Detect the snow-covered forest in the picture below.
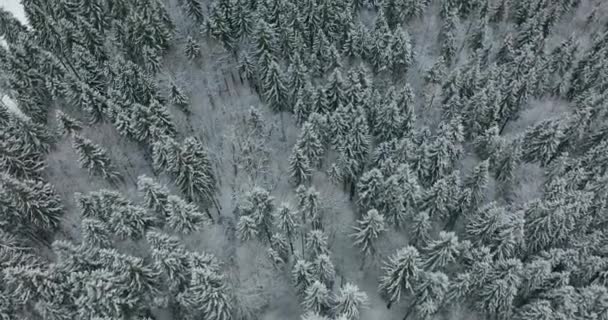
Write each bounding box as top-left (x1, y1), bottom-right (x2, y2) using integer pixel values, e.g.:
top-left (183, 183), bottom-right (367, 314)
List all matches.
top-left (1, 0), bottom-right (608, 319)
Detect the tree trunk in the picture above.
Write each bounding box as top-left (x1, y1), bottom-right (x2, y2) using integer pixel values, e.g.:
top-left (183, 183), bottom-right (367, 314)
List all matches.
top-left (280, 112), bottom-right (287, 142)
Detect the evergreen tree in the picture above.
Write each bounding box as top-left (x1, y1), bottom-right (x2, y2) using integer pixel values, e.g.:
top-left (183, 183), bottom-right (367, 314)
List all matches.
top-left (422, 231), bottom-right (460, 271)
top-left (333, 283), bottom-right (368, 320)
top-left (312, 253), bottom-right (336, 288)
top-left (173, 137), bottom-right (218, 212)
top-left (185, 36), bottom-right (201, 60)
top-left (352, 209), bottom-right (386, 257)
top-left (410, 211), bottom-right (432, 247)
top-left (81, 218), bottom-right (111, 248)
top-left (0, 137), bottom-right (44, 180)
top-left (166, 195), bottom-right (208, 234)
top-left (72, 134), bottom-right (122, 183)
top-left (306, 230), bottom-right (330, 259)
top-left (405, 271), bottom-right (449, 320)
top-left (293, 258), bottom-right (315, 295)
top-left (169, 82), bottom-right (189, 113)
top-left (374, 102), bottom-right (404, 142)
top-left (56, 110), bottom-right (82, 135)
top-left (356, 168), bottom-right (384, 212)
top-left (521, 118), bottom-right (566, 166)
top-left (275, 203), bottom-right (299, 253)
top-left (110, 204), bottom-right (157, 240)
top-left (440, 9), bottom-right (459, 64)
top-left (0, 173), bottom-right (63, 236)
top-left (289, 146), bottom-right (313, 186)
top-left (137, 175), bottom-right (170, 218)
top-left (238, 187), bottom-right (275, 242)
top-left (177, 267), bottom-right (232, 320)
top-left (295, 122), bottom-right (325, 168)
top-left (463, 160), bottom-right (490, 209)
top-left (302, 280), bottom-right (331, 315)
top-left (389, 27), bottom-right (414, 77)
top-left (379, 246), bottom-right (422, 308)
top-left (183, 0), bottom-right (205, 24)
top-left (262, 60), bottom-right (288, 113)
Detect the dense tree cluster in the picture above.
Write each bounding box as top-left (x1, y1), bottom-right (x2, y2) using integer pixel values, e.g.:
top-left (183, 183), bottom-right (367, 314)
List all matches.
top-left (1, 0), bottom-right (608, 319)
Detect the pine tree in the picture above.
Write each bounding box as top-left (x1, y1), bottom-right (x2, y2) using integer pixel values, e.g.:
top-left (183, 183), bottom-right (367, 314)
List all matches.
top-left (56, 110), bottom-right (82, 135)
top-left (169, 82), bottom-right (189, 113)
top-left (302, 280), bottom-right (331, 315)
top-left (410, 211), bottom-right (432, 247)
top-left (379, 175), bottom-right (408, 228)
top-left (474, 258), bottom-right (523, 319)
top-left (306, 230), bottom-right (330, 259)
top-left (275, 203), bottom-right (299, 253)
top-left (147, 230), bottom-right (191, 290)
top-left (72, 134), bottom-right (122, 183)
top-left (238, 187), bottom-right (275, 242)
top-left (356, 168), bottom-right (384, 211)
top-left (110, 204), bottom-right (157, 240)
top-left (333, 283), bottom-right (368, 320)
top-left (289, 146), bottom-right (313, 186)
top-left (81, 218), bottom-right (111, 248)
top-left (183, 0), bottom-right (205, 24)
top-left (422, 231), bottom-right (460, 271)
top-left (185, 36), bottom-right (201, 60)
top-left (405, 271), bottom-right (449, 320)
top-left (262, 60), bottom-right (288, 112)
top-left (293, 258), bottom-right (315, 295)
top-left (137, 175), bottom-right (170, 218)
top-left (440, 9), bottom-right (459, 65)
top-left (389, 27), bottom-right (414, 77)
top-left (177, 267), bottom-right (232, 320)
top-left (352, 209), bottom-right (386, 257)
top-left (379, 246), bottom-right (422, 308)
top-left (236, 215), bottom-right (258, 241)
top-left (374, 102), bottom-right (404, 142)
top-left (173, 137), bottom-right (218, 212)
top-left (420, 171), bottom-right (461, 221)
top-left (166, 195), bottom-right (208, 234)
top-left (521, 118), bottom-right (566, 166)
top-left (312, 253), bottom-right (336, 288)
top-left (0, 173), bottom-right (63, 236)
top-left (295, 122), bottom-right (325, 168)
top-left (0, 137), bottom-right (44, 180)
top-left (463, 160), bottom-right (490, 209)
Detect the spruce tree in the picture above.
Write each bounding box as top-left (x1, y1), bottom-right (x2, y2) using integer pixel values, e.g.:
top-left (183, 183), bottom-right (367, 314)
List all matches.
top-left (110, 204), bottom-right (157, 240)
top-left (169, 82), bottom-right (189, 113)
top-left (295, 122), bottom-right (325, 168)
top-left (333, 283), bottom-right (368, 320)
top-left (389, 27), bottom-right (414, 77)
top-left (379, 246), bottom-right (422, 309)
top-left (173, 137), bottom-right (218, 212)
top-left (81, 218), bottom-right (111, 248)
top-left (185, 36), bottom-right (201, 60)
top-left (0, 173), bottom-right (63, 236)
top-left (292, 258), bottom-right (315, 295)
top-left (183, 0), bottom-right (205, 24)
top-left (166, 195), bottom-right (208, 234)
top-left (177, 267), bottom-right (232, 320)
top-left (302, 280), bottom-right (331, 315)
top-left (422, 231), bottom-right (460, 271)
top-left (137, 175), bottom-right (170, 218)
top-left (56, 110), bottom-right (82, 135)
top-left (275, 203), bottom-right (299, 253)
top-left (289, 146), bottom-right (313, 186)
top-left (72, 134), bottom-right (122, 183)
top-left (352, 209), bottom-right (386, 257)
top-left (356, 168), bottom-right (384, 212)
top-left (410, 211), bottom-right (432, 247)
top-left (306, 230), bottom-right (330, 259)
